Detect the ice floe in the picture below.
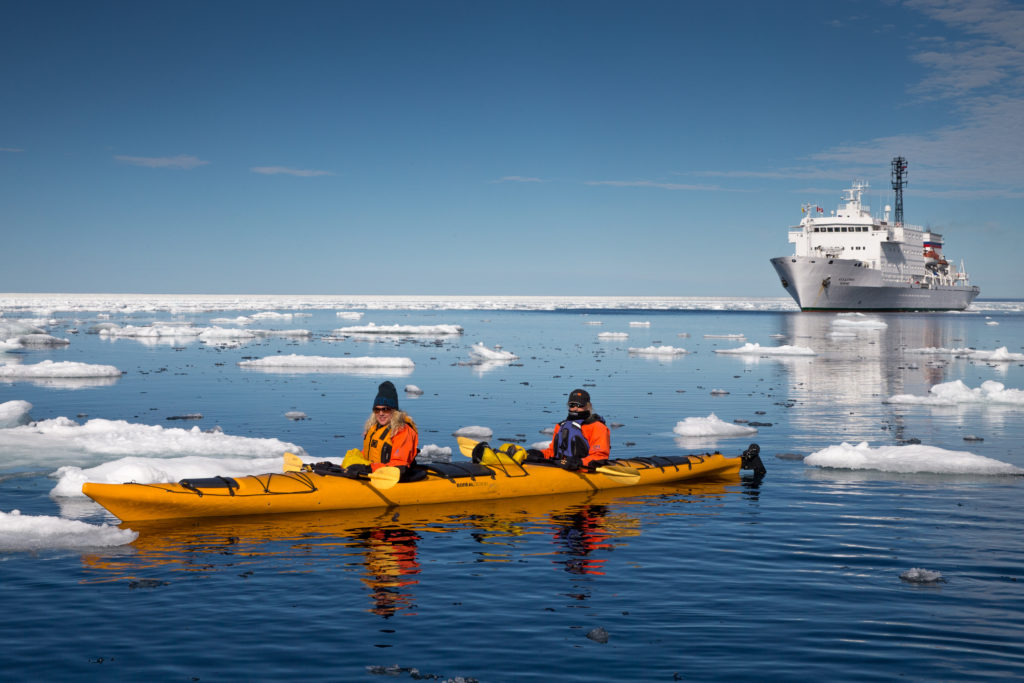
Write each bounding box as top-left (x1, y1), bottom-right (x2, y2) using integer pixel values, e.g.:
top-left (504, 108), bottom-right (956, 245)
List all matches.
top-left (0, 360), bottom-right (122, 379)
top-left (404, 384), bottom-right (424, 395)
top-left (628, 345), bottom-right (688, 355)
top-left (0, 400), bottom-right (32, 428)
top-left (453, 425), bottom-right (493, 439)
top-left (906, 346), bottom-right (1024, 363)
top-left (0, 510), bottom-right (138, 551)
top-left (598, 332), bottom-right (629, 339)
top-left (468, 343), bottom-right (518, 362)
top-left (0, 417), bottom-right (305, 470)
top-left (332, 323), bottom-right (463, 336)
top-left (832, 314), bottom-right (887, 329)
top-left (804, 441), bottom-right (1024, 475)
top-left (629, 321), bottom-right (651, 327)
top-left (886, 380), bottom-right (1024, 406)
top-left (238, 354), bottom-right (414, 375)
top-left (714, 342), bottom-right (816, 356)
top-left (673, 413), bottom-right (758, 437)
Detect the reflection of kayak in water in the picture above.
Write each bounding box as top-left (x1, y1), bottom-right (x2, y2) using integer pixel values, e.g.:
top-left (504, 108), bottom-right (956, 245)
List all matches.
top-left (83, 445), bottom-right (765, 522)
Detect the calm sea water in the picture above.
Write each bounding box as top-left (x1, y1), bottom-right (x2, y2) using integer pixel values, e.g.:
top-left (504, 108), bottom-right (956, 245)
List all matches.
top-left (2, 304), bottom-right (1023, 681)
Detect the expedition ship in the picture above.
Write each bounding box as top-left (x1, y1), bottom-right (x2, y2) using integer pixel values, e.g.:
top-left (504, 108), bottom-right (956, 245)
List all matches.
top-left (770, 157), bottom-right (979, 311)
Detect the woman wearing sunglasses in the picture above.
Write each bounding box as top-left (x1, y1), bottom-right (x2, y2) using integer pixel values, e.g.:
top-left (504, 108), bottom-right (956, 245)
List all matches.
top-left (526, 388), bottom-right (610, 471)
top-left (354, 380), bottom-right (419, 477)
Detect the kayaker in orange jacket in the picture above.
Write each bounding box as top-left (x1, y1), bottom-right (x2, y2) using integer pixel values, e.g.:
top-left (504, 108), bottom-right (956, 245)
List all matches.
top-left (358, 381), bottom-right (419, 475)
top-left (527, 388), bottom-right (611, 470)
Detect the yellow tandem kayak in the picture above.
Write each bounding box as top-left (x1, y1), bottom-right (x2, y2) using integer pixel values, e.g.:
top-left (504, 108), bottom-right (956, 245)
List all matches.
top-left (83, 445), bottom-right (765, 522)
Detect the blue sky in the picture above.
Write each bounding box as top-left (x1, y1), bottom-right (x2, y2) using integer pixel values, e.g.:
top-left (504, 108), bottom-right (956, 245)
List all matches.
top-left (2, 0), bottom-right (1022, 297)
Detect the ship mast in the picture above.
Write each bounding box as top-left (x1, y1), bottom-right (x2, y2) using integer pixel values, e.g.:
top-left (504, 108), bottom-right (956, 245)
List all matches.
top-left (891, 156), bottom-right (908, 226)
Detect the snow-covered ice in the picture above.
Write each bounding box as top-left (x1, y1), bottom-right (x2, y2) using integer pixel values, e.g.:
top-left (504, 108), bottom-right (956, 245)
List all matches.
top-left (453, 426), bottom-right (493, 439)
top-left (468, 343), bottom-right (518, 361)
top-left (0, 510), bottom-right (137, 550)
top-left (714, 342), bottom-right (816, 356)
top-left (332, 323), bottom-right (463, 336)
top-left (0, 360), bottom-right (122, 378)
top-left (0, 400), bottom-right (32, 428)
top-left (673, 414), bottom-right (758, 437)
top-left (598, 332), bottom-right (629, 339)
top-left (804, 441), bottom-right (1024, 474)
top-left (886, 380), bottom-right (1024, 406)
top-left (238, 354), bottom-right (415, 374)
top-left (628, 345), bottom-right (688, 355)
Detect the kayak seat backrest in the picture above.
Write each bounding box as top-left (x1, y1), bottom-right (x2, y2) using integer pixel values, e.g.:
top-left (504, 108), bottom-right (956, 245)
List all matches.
top-left (401, 467), bottom-right (428, 483)
top-left (180, 476), bottom-right (240, 495)
top-left (418, 462), bottom-right (496, 480)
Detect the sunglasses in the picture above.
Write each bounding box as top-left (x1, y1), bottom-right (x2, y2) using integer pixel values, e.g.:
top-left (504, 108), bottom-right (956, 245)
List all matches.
top-left (567, 402), bottom-right (585, 409)
top-left (373, 406), bottom-right (394, 414)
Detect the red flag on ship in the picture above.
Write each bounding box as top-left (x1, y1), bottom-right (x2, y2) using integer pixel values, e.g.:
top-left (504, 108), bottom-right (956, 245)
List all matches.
top-left (816, 206), bottom-right (824, 213)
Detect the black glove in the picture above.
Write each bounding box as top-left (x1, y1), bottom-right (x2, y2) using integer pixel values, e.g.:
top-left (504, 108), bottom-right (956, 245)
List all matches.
top-left (346, 464), bottom-right (372, 476)
top-left (471, 442), bottom-right (491, 464)
top-left (524, 448), bottom-right (546, 463)
top-left (558, 455), bottom-right (583, 471)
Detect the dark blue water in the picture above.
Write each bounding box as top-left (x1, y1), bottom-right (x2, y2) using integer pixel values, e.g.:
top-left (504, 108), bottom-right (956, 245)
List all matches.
top-left (2, 305), bottom-right (1023, 680)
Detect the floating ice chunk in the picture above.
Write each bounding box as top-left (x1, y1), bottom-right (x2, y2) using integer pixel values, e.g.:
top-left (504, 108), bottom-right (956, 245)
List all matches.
top-left (629, 321), bottom-right (651, 327)
top-left (832, 316), bottom-right (887, 329)
top-left (673, 414), bottom-right (758, 437)
top-left (0, 321), bottom-right (46, 337)
top-left (986, 321), bottom-right (999, 326)
top-left (1, 338), bottom-right (23, 351)
top-left (238, 354), bottom-right (414, 374)
top-left (628, 345), bottom-right (688, 355)
top-left (803, 441), bottom-right (1024, 474)
top-left (332, 323), bottom-right (463, 336)
top-left (468, 343), bottom-right (518, 361)
top-left (583, 320), bottom-right (603, 325)
top-left (971, 347), bottom-right (1024, 362)
top-left (50, 454), bottom-right (293, 498)
top-left (900, 568), bottom-right (945, 584)
top-left (886, 379), bottom-right (1024, 406)
top-left (0, 417), bottom-right (305, 470)
top-left (0, 510), bottom-right (138, 550)
top-left (199, 326), bottom-right (257, 343)
top-left (205, 315), bottom-right (249, 325)
top-left (100, 323), bottom-right (201, 338)
top-left (336, 311), bottom-right (364, 320)
top-left (598, 332), bottom-right (629, 339)
top-left (453, 425), bottom-right (493, 439)
top-left (714, 342), bottom-right (815, 356)
top-left (404, 385), bottom-right (424, 395)
top-left (0, 360), bottom-right (121, 378)
top-left (704, 333), bottom-right (745, 339)
top-left (0, 400), bottom-right (32, 428)
top-left (418, 444), bottom-right (452, 462)
top-left (284, 411), bottom-right (307, 420)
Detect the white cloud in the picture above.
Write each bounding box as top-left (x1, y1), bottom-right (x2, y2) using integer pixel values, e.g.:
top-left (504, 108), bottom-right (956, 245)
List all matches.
top-left (115, 154), bottom-right (209, 169)
top-left (250, 166), bottom-right (333, 177)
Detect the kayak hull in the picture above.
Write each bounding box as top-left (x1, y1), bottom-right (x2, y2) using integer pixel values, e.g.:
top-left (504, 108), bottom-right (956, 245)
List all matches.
top-left (83, 453), bottom-right (747, 522)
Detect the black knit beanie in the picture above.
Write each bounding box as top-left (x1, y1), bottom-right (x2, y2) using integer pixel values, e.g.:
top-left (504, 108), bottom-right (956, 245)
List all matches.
top-left (374, 381), bottom-right (400, 410)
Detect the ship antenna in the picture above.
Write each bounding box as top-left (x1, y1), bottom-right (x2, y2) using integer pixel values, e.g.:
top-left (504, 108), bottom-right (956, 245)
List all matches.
top-left (891, 156), bottom-right (908, 226)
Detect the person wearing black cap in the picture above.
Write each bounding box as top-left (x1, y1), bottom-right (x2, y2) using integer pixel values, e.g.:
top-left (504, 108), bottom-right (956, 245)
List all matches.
top-left (526, 388), bottom-right (610, 471)
top-left (357, 380), bottom-right (419, 476)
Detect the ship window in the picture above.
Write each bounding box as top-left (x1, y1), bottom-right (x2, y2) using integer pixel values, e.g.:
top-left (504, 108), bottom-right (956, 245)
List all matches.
top-left (841, 227), bottom-right (848, 232)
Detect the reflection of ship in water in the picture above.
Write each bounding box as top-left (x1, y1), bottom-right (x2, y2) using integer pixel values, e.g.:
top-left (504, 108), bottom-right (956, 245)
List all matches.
top-left (777, 313), bottom-right (970, 445)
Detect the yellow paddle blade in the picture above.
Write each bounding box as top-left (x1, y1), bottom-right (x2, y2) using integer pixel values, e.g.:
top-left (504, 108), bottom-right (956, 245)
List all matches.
top-left (455, 436), bottom-right (480, 458)
top-left (368, 466), bottom-right (401, 490)
top-left (595, 464), bottom-right (641, 482)
top-left (283, 452), bottom-right (304, 472)
top-left (342, 448), bottom-right (369, 468)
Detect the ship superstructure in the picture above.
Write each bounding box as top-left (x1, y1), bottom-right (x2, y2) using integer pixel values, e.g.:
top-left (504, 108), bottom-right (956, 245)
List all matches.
top-left (770, 158), bottom-right (979, 311)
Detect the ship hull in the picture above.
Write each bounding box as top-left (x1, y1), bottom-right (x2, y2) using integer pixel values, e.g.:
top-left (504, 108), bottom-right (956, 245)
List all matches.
top-left (771, 256), bottom-right (979, 312)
